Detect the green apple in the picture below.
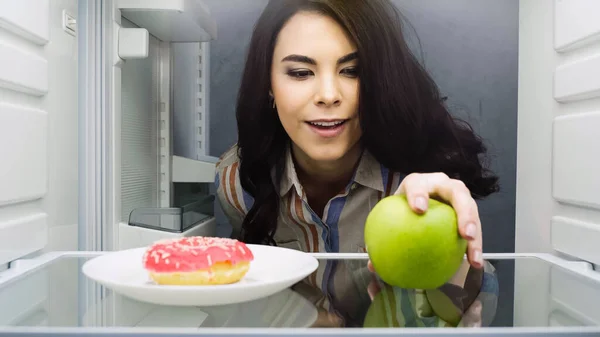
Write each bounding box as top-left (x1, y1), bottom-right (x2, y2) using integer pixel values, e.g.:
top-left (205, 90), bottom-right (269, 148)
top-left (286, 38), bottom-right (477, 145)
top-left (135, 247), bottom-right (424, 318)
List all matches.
top-left (364, 194), bottom-right (467, 290)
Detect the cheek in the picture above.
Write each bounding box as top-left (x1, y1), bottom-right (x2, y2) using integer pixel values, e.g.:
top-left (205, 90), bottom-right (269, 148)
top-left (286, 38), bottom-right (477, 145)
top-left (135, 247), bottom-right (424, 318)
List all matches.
top-left (342, 80), bottom-right (360, 107)
top-left (344, 82), bottom-right (361, 141)
top-left (275, 98), bottom-right (304, 130)
top-left (276, 110), bottom-right (300, 136)
top-left (272, 77), bottom-right (311, 126)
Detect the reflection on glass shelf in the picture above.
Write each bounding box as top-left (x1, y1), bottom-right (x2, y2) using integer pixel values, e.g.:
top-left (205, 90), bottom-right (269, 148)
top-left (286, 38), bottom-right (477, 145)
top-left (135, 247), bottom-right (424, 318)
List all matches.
top-left (0, 255), bottom-right (599, 331)
top-left (87, 287), bottom-right (318, 328)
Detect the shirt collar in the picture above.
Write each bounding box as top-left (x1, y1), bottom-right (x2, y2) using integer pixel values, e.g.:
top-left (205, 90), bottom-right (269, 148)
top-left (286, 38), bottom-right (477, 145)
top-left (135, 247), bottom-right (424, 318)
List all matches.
top-left (278, 145), bottom-right (304, 197)
top-left (274, 144), bottom-right (386, 197)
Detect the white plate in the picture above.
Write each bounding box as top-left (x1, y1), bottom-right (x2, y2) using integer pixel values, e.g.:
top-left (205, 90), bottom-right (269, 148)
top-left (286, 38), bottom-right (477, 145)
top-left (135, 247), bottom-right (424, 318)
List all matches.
top-left (82, 244), bottom-right (319, 307)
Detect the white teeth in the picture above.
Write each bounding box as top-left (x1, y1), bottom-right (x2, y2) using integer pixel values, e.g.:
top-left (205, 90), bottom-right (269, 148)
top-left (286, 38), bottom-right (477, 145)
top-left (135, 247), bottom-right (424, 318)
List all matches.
top-left (309, 120), bottom-right (345, 127)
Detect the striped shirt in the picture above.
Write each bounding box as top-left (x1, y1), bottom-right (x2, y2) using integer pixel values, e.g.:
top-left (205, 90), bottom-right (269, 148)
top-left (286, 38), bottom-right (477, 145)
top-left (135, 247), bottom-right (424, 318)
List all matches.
top-left (215, 143), bottom-right (499, 327)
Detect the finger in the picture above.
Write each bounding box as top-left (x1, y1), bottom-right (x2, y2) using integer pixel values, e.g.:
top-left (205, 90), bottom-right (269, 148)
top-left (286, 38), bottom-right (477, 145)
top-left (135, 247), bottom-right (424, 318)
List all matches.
top-left (469, 318), bottom-right (482, 328)
top-left (453, 190), bottom-right (482, 268)
top-left (398, 174), bottom-right (483, 268)
top-left (464, 300), bottom-right (482, 328)
top-left (446, 183), bottom-right (480, 239)
top-left (367, 279), bottom-right (381, 300)
top-left (367, 260), bottom-right (375, 273)
top-left (430, 178), bottom-right (483, 268)
top-left (396, 173), bottom-right (448, 213)
top-left (467, 237), bottom-right (483, 269)
top-left (395, 174), bottom-right (427, 213)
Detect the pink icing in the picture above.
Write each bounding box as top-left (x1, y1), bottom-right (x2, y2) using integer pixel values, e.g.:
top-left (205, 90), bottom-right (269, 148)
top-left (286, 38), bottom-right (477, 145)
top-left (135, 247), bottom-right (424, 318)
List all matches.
top-left (142, 236), bottom-right (254, 273)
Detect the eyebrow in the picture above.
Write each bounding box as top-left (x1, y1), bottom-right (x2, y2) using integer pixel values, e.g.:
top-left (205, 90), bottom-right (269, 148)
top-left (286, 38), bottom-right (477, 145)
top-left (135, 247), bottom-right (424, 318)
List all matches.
top-left (281, 51), bottom-right (358, 65)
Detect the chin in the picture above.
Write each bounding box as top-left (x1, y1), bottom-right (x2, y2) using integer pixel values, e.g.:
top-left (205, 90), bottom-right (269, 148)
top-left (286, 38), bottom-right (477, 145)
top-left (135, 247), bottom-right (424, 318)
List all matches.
top-left (305, 145), bottom-right (351, 162)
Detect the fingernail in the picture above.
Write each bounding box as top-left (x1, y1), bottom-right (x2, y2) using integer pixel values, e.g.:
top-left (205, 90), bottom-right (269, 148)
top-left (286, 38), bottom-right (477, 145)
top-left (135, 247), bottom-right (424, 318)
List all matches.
top-left (415, 197), bottom-right (427, 211)
top-left (466, 223), bottom-right (476, 239)
top-left (474, 249), bottom-right (482, 265)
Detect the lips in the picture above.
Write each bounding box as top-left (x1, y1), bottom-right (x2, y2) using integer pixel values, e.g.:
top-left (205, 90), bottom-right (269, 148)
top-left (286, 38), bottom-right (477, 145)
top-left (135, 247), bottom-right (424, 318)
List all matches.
top-left (305, 119), bottom-right (348, 138)
top-left (306, 119), bottom-right (348, 128)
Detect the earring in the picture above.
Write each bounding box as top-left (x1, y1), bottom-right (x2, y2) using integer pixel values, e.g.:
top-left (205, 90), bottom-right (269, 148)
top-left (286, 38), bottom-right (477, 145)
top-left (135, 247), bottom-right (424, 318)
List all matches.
top-left (272, 100), bottom-right (276, 109)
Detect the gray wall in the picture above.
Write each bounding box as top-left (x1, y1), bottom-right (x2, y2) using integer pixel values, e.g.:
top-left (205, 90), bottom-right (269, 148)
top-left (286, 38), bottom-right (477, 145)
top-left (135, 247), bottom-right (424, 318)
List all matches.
top-left (394, 0), bottom-right (519, 256)
top-left (203, 0), bottom-right (518, 327)
top-left (205, 0), bottom-right (519, 252)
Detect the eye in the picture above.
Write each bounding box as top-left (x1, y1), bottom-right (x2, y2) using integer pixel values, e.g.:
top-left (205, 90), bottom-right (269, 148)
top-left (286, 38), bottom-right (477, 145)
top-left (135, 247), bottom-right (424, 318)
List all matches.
top-left (340, 66), bottom-right (358, 78)
top-left (287, 69), bottom-right (313, 80)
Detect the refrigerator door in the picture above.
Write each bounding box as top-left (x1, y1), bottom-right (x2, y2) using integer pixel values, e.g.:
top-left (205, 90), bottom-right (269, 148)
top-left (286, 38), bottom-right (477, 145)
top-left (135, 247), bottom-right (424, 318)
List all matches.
top-left (0, 0), bottom-right (218, 329)
top-left (0, 0), bottom-right (79, 266)
top-left (516, 1), bottom-right (600, 261)
top-left (516, 0), bottom-right (600, 328)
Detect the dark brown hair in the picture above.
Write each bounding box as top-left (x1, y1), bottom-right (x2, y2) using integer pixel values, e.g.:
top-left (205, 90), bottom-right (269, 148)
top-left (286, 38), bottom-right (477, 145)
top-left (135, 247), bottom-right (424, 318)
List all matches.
top-left (235, 0), bottom-right (499, 244)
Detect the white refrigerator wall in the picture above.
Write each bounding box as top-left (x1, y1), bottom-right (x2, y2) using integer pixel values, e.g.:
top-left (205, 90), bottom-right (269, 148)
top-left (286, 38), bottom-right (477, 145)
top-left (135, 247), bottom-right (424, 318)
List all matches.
top-left (514, 0), bottom-right (600, 328)
top-left (0, 0), bottom-right (78, 267)
top-left (515, 0), bottom-right (600, 263)
top-left (0, 0), bottom-right (78, 327)
top-left (120, 17), bottom-right (161, 223)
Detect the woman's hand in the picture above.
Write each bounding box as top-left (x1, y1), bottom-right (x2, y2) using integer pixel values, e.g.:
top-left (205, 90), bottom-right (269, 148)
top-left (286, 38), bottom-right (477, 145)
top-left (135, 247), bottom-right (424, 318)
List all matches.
top-left (368, 172), bottom-right (483, 270)
top-left (396, 172), bottom-right (483, 268)
top-left (460, 299), bottom-right (483, 328)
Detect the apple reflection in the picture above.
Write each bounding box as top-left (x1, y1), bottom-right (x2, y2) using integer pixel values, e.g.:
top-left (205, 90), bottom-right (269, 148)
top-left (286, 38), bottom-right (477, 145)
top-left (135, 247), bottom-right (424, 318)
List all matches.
top-left (363, 259), bottom-right (499, 328)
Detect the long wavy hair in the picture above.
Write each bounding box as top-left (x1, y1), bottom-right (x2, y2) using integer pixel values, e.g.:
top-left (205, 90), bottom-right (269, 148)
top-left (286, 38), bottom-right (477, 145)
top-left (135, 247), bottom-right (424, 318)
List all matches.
top-left (235, 0), bottom-right (500, 244)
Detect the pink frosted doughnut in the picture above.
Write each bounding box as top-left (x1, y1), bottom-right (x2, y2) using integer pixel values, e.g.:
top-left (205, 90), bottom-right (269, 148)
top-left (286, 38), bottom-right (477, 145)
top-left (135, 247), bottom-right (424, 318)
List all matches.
top-left (142, 236), bottom-right (254, 285)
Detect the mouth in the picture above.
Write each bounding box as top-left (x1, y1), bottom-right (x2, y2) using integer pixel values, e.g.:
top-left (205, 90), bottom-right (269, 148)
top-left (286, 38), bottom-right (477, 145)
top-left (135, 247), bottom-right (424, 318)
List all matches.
top-left (305, 119), bottom-right (348, 129)
top-left (305, 119), bottom-right (349, 138)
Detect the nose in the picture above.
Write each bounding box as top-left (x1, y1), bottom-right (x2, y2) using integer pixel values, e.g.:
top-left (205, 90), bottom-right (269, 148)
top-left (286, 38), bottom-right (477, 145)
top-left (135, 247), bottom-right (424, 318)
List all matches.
top-left (314, 75), bottom-right (341, 107)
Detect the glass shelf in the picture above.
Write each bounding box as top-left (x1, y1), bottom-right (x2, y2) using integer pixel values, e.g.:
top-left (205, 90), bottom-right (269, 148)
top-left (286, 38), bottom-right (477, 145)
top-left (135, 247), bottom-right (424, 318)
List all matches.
top-left (0, 252), bottom-right (599, 336)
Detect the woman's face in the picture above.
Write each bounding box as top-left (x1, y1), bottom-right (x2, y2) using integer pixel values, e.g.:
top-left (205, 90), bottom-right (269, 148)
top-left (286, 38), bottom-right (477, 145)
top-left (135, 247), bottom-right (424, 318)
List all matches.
top-left (270, 11), bottom-right (362, 164)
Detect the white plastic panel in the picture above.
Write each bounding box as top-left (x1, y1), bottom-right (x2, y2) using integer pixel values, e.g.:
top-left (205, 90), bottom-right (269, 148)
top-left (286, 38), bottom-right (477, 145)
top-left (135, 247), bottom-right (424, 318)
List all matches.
top-left (0, 0), bottom-right (77, 265)
top-left (172, 42), bottom-right (200, 159)
top-left (513, 258), bottom-right (552, 327)
top-left (549, 264), bottom-right (600, 325)
top-left (171, 155), bottom-right (217, 183)
top-left (118, 0), bottom-right (217, 42)
top-left (515, 0), bottom-right (556, 254)
top-left (550, 0), bottom-right (600, 263)
top-left (0, 213), bottom-right (48, 266)
top-left (117, 217), bottom-right (215, 250)
top-left (552, 217), bottom-right (600, 267)
top-left (0, 103), bottom-right (47, 206)
top-left (118, 0), bottom-right (189, 12)
top-left (120, 18), bottom-right (160, 222)
top-left (0, 0), bottom-right (50, 45)
top-left (548, 311), bottom-right (585, 327)
top-left (554, 54), bottom-right (600, 102)
top-left (0, 41), bottom-right (48, 95)
top-left (158, 41), bottom-right (172, 208)
top-left (118, 27), bottom-right (149, 59)
top-left (172, 41), bottom-right (210, 159)
top-left (197, 42), bottom-right (210, 157)
top-left (516, 0), bottom-right (600, 264)
top-left (554, 0), bottom-right (600, 51)
top-left (552, 112), bottom-right (600, 209)
top-left (0, 269), bottom-right (48, 325)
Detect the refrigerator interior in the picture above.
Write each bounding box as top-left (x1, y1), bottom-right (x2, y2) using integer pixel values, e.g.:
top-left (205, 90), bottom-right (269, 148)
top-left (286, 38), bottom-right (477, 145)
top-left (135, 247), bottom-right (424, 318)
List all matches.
top-left (0, 0), bottom-right (599, 333)
top-left (81, 0), bottom-right (220, 253)
top-left (0, 0), bottom-right (219, 326)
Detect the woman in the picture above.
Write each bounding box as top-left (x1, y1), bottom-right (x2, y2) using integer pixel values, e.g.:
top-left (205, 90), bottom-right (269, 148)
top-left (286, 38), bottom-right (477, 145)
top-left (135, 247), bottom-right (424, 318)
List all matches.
top-left (215, 0), bottom-right (499, 327)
